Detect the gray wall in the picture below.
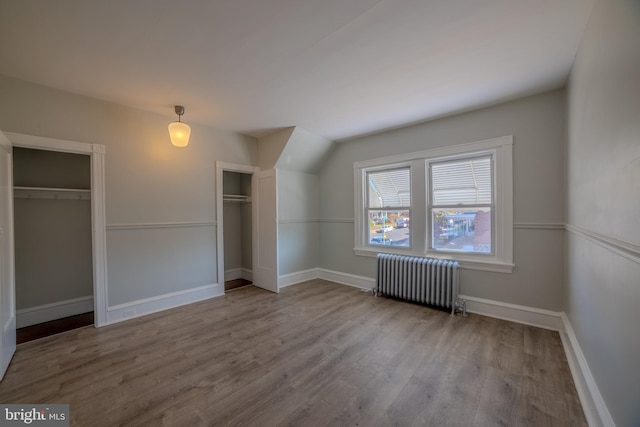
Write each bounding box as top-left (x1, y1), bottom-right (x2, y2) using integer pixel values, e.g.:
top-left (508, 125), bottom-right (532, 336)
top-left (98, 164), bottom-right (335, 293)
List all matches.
top-left (318, 90), bottom-right (566, 310)
top-left (222, 171), bottom-right (252, 274)
top-left (258, 128), bottom-right (294, 171)
top-left (0, 74), bottom-right (258, 307)
top-left (13, 148), bottom-right (93, 309)
top-left (13, 147), bottom-right (90, 189)
top-left (565, 0), bottom-right (640, 425)
top-left (278, 169), bottom-right (319, 275)
top-left (223, 202), bottom-right (242, 272)
top-left (14, 198), bottom-right (93, 309)
top-left (275, 127), bottom-right (335, 174)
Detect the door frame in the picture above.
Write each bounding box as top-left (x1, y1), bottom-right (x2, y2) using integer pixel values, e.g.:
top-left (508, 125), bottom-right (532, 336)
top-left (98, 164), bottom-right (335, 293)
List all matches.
top-left (0, 131), bottom-right (16, 380)
top-left (6, 132), bottom-right (108, 327)
top-left (215, 161), bottom-right (259, 290)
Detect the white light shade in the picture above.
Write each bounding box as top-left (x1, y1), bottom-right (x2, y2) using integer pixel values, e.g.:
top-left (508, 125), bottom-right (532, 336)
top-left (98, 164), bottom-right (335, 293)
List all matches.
top-left (168, 121), bottom-right (191, 147)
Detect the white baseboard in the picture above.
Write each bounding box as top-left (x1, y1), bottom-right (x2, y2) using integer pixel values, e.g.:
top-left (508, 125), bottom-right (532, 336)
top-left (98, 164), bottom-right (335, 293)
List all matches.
top-left (317, 268), bottom-right (375, 290)
top-left (225, 268), bottom-right (253, 282)
top-left (559, 313), bottom-right (614, 427)
top-left (105, 283), bottom-right (222, 325)
top-left (279, 269), bottom-right (319, 288)
top-left (276, 268), bottom-right (375, 290)
top-left (17, 296), bottom-right (94, 328)
top-left (306, 270), bottom-right (563, 331)
top-left (225, 268), bottom-right (243, 281)
top-left (458, 294), bottom-right (563, 331)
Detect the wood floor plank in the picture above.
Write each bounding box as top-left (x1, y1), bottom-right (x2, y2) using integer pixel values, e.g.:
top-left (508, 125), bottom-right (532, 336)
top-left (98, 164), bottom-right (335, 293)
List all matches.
top-left (0, 280), bottom-right (587, 426)
top-left (473, 367), bottom-right (524, 426)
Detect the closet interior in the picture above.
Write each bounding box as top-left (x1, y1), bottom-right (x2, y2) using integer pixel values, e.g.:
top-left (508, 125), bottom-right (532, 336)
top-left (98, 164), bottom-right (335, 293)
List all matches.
top-left (13, 147), bottom-right (94, 342)
top-left (222, 171), bottom-right (252, 291)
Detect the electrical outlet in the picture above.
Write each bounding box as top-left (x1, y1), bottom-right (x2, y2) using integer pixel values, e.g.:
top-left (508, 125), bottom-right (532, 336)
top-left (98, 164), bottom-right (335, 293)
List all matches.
top-left (123, 310), bottom-right (135, 318)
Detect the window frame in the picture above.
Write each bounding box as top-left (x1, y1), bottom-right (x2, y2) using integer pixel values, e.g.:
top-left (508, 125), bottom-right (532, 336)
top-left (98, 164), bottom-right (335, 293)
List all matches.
top-left (353, 135), bottom-right (513, 273)
top-left (427, 152), bottom-right (495, 256)
top-left (365, 165), bottom-right (412, 250)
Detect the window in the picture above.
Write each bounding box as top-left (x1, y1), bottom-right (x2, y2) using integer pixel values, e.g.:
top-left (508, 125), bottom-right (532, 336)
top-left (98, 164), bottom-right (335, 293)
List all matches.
top-left (366, 167), bottom-right (411, 248)
top-left (429, 155), bottom-right (493, 254)
top-left (354, 135), bottom-right (513, 273)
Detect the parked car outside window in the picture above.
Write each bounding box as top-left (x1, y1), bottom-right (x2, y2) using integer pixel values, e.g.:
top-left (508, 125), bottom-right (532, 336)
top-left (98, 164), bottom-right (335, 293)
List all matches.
top-left (370, 236), bottom-right (393, 245)
top-left (377, 225), bottom-right (394, 233)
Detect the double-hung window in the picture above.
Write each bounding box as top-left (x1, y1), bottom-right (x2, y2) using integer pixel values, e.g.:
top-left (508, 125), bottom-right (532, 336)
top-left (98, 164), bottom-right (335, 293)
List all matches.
top-left (354, 135), bottom-right (513, 272)
top-left (428, 154), bottom-right (493, 254)
top-left (366, 167), bottom-right (411, 248)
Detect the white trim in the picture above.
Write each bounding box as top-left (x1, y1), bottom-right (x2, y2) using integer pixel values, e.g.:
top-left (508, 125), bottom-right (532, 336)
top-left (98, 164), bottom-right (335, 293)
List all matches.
top-left (241, 268), bottom-right (253, 282)
top-left (514, 222), bottom-right (565, 230)
top-left (313, 273), bottom-right (562, 330)
top-left (566, 223), bottom-right (640, 265)
top-left (91, 141), bottom-right (109, 327)
top-left (6, 133), bottom-right (109, 327)
top-left (279, 269), bottom-right (319, 288)
top-left (559, 313), bottom-right (615, 427)
top-left (16, 296), bottom-right (94, 328)
top-left (6, 132), bottom-right (93, 154)
top-left (318, 218), bottom-right (355, 223)
top-left (0, 131), bottom-right (16, 381)
top-left (458, 259), bottom-right (514, 273)
top-left (458, 295), bottom-right (562, 331)
top-left (106, 283), bottom-right (222, 325)
top-left (225, 268), bottom-right (253, 282)
top-left (317, 268), bottom-right (375, 290)
top-left (225, 268), bottom-right (243, 281)
top-left (215, 161), bottom-right (260, 291)
top-left (278, 218), bottom-right (320, 224)
top-left (14, 186), bottom-right (91, 200)
top-left (276, 268), bottom-right (376, 290)
top-left (107, 221), bottom-right (216, 231)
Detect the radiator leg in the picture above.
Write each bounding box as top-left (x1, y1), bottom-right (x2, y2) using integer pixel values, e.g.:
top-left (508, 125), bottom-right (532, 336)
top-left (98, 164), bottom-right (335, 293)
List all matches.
top-left (453, 298), bottom-right (468, 317)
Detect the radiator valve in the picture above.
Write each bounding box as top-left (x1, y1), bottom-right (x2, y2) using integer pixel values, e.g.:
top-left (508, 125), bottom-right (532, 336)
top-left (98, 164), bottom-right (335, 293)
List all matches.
top-left (454, 298), bottom-right (468, 317)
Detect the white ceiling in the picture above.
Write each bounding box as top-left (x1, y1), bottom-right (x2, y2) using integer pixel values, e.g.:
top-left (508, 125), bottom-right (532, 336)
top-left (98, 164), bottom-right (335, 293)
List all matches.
top-left (0, 0), bottom-right (594, 141)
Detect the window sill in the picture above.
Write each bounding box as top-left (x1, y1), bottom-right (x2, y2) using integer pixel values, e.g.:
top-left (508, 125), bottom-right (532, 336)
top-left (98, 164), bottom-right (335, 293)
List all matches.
top-left (353, 247), bottom-right (514, 273)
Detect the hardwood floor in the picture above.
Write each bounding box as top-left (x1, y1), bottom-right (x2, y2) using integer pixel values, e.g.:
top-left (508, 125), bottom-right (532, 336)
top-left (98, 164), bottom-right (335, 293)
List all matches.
top-left (224, 278), bottom-right (252, 292)
top-left (0, 280), bottom-right (586, 426)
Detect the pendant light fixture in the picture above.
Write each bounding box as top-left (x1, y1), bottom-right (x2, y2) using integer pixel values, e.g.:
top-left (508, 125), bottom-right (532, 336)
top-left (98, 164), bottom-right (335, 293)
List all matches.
top-left (168, 105), bottom-right (191, 147)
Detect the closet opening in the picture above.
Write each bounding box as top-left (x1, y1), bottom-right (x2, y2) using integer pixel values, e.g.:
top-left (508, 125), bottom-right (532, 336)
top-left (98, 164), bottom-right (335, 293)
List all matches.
top-left (222, 170), bottom-right (253, 292)
top-left (13, 147), bottom-right (94, 342)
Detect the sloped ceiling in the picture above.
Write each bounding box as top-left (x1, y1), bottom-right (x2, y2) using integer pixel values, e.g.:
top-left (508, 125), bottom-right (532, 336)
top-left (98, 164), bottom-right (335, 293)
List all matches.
top-left (0, 0), bottom-right (594, 141)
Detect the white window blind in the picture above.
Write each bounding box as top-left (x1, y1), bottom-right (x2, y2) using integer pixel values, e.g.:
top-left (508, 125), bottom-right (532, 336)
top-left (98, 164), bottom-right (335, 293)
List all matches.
top-left (431, 156), bottom-right (492, 206)
top-left (368, 168), bottom-right (411, 208)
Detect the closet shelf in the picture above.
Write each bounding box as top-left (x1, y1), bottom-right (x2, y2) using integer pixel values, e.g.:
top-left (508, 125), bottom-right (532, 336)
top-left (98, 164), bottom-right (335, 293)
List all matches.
top-left (223, 194), bottom-right (251, 203)
top-left (14, 186), bottom-right (91, 200)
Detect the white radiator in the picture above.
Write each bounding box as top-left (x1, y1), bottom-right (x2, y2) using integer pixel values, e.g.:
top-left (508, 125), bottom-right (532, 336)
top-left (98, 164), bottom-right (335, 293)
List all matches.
top-left (374, 254), bottom-right (464, 316)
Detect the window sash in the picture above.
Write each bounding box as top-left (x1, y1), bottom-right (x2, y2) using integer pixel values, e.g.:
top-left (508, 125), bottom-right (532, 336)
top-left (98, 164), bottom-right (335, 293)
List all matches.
top-left (365, 165), bottom-right (412, 248)
top-left (427, 154), bottom-right (495, 255)
top-left (366, 167), bottom-right (411, 209)
top-left (366, 208), bottom-right (411, 248)
top-left (429, 155), bottom-right (493, 207)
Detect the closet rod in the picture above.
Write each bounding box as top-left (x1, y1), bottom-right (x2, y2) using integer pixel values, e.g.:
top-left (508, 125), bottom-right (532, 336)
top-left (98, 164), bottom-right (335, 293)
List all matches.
top-left (14, 186), bottom-right (91, 193)
top-left (14, 186), bottom-right (91, 200)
